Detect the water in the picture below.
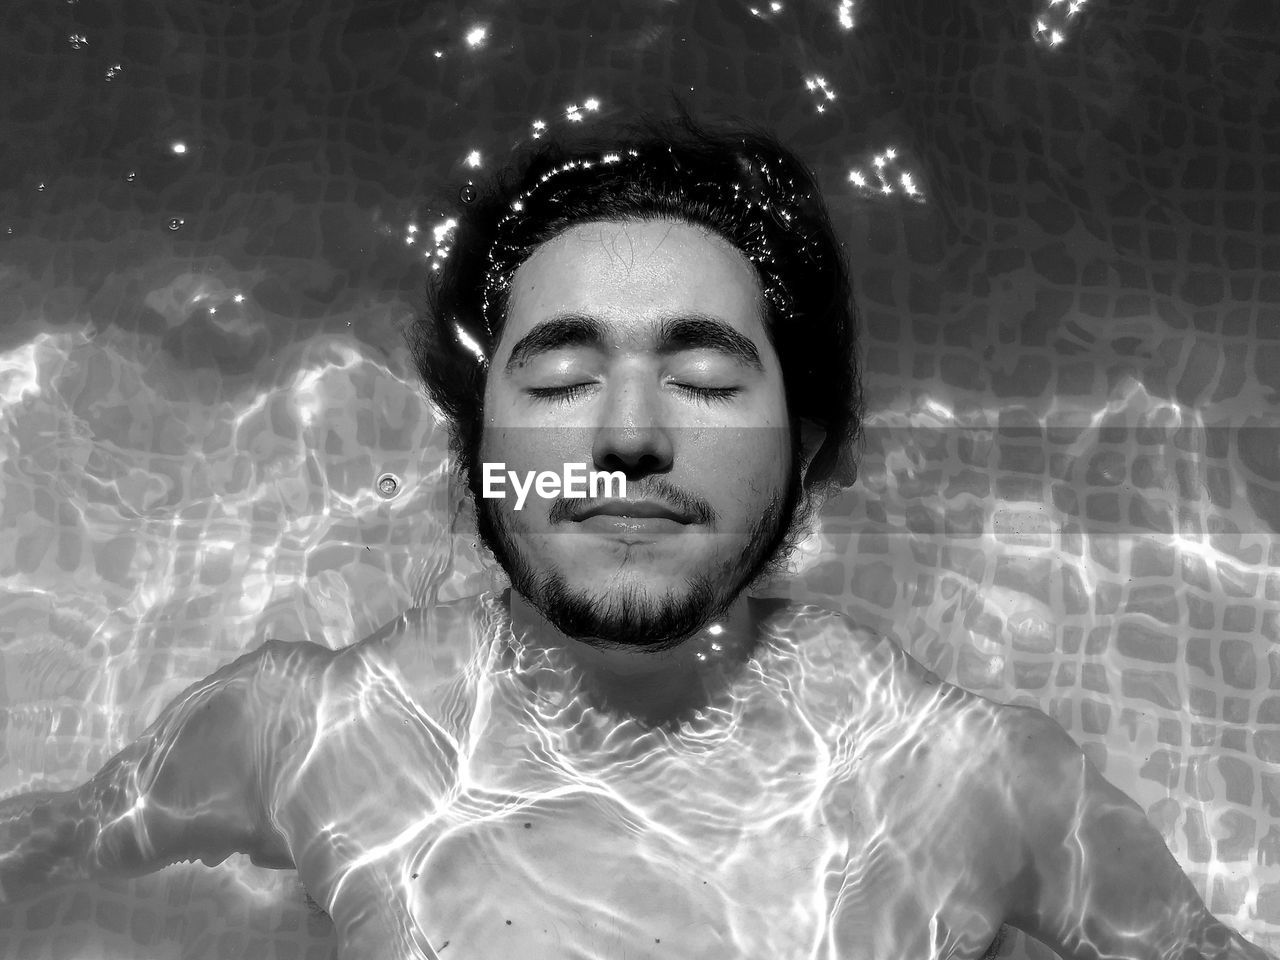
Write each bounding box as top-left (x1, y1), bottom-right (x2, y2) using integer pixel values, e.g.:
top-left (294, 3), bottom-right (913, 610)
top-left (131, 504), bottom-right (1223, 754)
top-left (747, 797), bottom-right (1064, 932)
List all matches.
top-left (1, 0), bottom-right (1278, 956)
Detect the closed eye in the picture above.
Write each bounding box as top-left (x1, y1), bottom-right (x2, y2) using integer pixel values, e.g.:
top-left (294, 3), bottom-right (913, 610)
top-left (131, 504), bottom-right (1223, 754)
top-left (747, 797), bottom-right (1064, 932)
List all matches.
top-left (527, 384), bottom-right (741, 405)
top-left (527, 384), bottom-right (593, 403)
top-left (673, 384), bottom-right (739, 404)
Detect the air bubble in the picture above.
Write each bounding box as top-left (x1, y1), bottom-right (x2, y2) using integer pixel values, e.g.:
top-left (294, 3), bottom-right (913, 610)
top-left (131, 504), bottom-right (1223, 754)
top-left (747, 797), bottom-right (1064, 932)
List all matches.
top-left (168, 218), bottom-right (184, 231)
top-left (377, 473), bottom-right (401, 498)
top-left (459, 182), bottom-right (477, 203)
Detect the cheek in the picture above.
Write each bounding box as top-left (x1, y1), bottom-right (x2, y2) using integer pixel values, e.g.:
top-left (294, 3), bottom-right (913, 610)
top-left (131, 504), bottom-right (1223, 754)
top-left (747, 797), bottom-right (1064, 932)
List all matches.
top-left (702, 429), bottom-right (791, 492)
top-left (478, 428), bottom-right (540, 481)
top-left (477, 428), bottom-right (503, 466)
top-left (760, 429), bottom-right (795, 487)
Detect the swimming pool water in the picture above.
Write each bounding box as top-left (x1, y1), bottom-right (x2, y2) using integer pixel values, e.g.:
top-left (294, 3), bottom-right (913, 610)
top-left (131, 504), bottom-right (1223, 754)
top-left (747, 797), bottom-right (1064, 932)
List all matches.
top-left (1, 0), bottom-right (1277, 956)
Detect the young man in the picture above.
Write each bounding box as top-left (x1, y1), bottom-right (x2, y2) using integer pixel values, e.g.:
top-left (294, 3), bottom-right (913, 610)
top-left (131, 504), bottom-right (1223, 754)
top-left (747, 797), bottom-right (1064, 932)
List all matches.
top-left (0, 116), bottom-right (1273, 960)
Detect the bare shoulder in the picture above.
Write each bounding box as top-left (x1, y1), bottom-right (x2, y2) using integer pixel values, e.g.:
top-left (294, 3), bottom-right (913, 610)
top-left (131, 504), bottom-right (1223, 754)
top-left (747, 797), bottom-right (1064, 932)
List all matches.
top-left (987, 699), bottom-right (1102, 854)
top-left (987, 699), bottom-right (1088, 804)
top-left (762, 601), bottom-right (977, 710)
top-left (197, 636), bottom-right (339, 776)
top-left (956, 700), bottom-right (1095, 928)
top-left (209, 636), bottom-right (339, 735)
top-left (344, 594), bottom-right (491, 684)
top-left (763, 602), bottom-right (1027, 788)
top-left (243, 596), bottom-right (493, 725)
top-left (772, 605), bottom-right (1042, 932)
top-left (250, 635), bottom-right (338, 676)
top-left (144, 635), bottom-right (335, 738)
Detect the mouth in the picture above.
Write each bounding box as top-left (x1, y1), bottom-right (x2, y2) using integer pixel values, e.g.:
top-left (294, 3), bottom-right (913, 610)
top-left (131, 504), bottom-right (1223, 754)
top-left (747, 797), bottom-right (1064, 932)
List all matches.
top-left (573, 499), bottom-right (694, 523)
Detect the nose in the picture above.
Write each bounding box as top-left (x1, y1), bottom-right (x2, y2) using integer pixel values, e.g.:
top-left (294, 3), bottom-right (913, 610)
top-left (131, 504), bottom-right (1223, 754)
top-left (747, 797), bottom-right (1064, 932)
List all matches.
top-left (590, 376), bottom-right (674, 479)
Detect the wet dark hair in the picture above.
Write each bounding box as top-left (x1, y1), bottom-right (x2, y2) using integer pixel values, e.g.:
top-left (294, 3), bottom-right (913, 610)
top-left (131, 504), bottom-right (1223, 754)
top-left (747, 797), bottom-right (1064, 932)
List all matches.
top-left (405, 109), bottom-right (863, 493)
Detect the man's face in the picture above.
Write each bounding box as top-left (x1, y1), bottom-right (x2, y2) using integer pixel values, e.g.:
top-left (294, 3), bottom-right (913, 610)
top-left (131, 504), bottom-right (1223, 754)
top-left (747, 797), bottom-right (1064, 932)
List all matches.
top-left (476, 218), bottom-right (802, 649)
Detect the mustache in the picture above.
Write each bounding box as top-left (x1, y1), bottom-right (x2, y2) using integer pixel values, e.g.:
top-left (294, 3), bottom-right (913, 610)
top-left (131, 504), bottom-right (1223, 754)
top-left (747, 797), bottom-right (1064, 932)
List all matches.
top-left (548, 477), bottom-right (715, 526)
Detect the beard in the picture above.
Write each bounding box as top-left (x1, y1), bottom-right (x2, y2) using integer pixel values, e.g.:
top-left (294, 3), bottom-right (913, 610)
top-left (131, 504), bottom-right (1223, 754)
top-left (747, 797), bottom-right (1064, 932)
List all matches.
top-left (472, 439), bottom-right (808, 653)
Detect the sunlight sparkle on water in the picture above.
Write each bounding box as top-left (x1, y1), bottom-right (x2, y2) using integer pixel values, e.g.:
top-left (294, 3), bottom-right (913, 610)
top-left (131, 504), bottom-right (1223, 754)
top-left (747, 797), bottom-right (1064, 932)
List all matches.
top-left (291, 346), bottom-right (364, 429)
top-left (453, 323), bottom-right (486, 364)
top-left (0, 337), bottom-right (44, 405)
top-left (847, 146), bottom-right (925, 202)
top-left (1033, 0), bottom-right (1088, 45)
top-left (923, 399), bottom-right (953, 421)
top-left (805, 76), bottom-right (837, 114)
top-left (426, 218), bottom-right (458, 266)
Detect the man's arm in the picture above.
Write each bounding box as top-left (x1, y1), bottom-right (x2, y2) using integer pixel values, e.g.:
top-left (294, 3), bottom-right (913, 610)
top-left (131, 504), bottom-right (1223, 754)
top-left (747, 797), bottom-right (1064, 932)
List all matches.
top-left (0, 638), bottom-right (316, 905)
top-left (1002, 705), bottom-right (1276, 960)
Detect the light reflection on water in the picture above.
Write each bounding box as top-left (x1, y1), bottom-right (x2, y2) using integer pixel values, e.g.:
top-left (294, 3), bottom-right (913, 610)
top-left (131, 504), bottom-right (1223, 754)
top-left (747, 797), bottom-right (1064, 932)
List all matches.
top-left (51, 592), bottom-right (1023, 957)
top-left (0, 308), bottom-right (1276, 955)
top-left (1, 0), bottom-right (1278, 950)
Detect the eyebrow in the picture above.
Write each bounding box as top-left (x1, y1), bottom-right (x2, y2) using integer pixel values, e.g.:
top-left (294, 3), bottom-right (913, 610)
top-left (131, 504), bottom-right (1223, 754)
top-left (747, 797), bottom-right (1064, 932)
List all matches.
top-left (503, 312), bottom-right (764, 373)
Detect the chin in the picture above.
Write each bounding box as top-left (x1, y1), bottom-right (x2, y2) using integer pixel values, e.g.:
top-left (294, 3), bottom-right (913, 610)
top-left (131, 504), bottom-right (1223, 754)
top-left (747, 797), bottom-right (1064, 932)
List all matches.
top-left (515, 557), bottom-right (725, 649)
top-left (563, 564), bottom-right (692, 597)
top-left (476, 496), bottom-right (785, 646)
top-left (561, 544), bottom-right (716, 583)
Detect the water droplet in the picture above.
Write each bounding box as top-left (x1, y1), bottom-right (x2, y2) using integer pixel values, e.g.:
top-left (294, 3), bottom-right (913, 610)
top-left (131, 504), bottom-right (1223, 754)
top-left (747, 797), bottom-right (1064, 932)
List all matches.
top-left (376, 473), bottom-right (400, 497)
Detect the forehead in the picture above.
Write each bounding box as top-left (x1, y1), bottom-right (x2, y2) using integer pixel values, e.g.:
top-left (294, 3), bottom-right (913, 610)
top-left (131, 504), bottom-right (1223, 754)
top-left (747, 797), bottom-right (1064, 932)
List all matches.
top-left (502, 218), bottom-right (766, 343)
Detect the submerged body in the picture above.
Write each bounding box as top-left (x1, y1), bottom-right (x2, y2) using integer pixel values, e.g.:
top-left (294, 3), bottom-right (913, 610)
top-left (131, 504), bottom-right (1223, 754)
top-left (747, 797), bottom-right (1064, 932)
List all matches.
top-left (2, 593), bottom-right (1274, 959)
top-left (150, 594), bottom-right (1020, 960)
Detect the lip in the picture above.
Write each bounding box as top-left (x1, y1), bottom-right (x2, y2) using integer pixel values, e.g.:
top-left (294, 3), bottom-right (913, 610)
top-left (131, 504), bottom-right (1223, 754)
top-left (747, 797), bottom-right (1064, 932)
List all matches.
top-left (576, 499), bottom-right (692, 522)
top-left (575, 514), bottom-right (688, 537)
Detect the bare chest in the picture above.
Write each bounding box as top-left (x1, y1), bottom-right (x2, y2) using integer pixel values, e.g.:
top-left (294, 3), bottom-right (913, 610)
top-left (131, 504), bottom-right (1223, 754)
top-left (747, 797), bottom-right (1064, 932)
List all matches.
top-left (279, 654), bottom-right (1011, 960)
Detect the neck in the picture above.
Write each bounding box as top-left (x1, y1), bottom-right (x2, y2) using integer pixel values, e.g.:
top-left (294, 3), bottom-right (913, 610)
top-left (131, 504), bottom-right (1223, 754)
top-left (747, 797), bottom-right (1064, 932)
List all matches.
top-left (504, 588), bottom-right (762, 725)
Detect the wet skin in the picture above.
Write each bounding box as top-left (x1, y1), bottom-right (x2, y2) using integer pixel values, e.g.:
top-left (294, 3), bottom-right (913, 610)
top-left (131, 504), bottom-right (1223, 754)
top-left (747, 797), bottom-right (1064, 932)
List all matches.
top-left (39, 593), bottom-right (1263, 960)
top-left (475, 218), bottom-right (799, 671)
top-left (299, 596), bottom-right (1028, 960)
top-left (117, 593), bottom-right (1029, 960)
